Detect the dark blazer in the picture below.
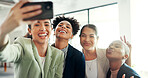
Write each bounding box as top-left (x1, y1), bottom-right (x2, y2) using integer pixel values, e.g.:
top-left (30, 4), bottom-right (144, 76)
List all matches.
top-left (106, 63), bottom-right (141, 78)
top-left (63, 44), bottom-right (85, 78)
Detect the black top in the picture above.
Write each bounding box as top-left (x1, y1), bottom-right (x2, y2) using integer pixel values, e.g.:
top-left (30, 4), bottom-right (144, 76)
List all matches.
top-left (106, 63), bottom-right (141, 78)
top-left (52, 44), bottom-right (85, 78)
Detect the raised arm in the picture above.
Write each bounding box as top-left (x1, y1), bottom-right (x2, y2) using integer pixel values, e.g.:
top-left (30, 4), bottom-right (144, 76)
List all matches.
top-left (0, 0), bottom-right (42, 49)
top-left (120, 36), bottom-right (132, 66)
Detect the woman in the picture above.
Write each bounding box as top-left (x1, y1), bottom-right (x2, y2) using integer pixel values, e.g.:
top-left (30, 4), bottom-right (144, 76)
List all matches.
top-left (52, 16), bottom-right (85, 78)
top-left (79, 24), bottom-right (131, 78)
top-left (0, 1), bottom-right (64, 78)
top-left (106, 40), bottom-right (140, 78)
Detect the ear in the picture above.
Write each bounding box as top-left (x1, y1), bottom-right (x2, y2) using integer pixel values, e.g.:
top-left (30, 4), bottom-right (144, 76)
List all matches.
top-left (28, 28), bottom-right (32, 35)
top-left (70, 34), bottom-right (74, 39)
top-left (125, 54), bottom-right (128, 59)
top-left (123, 54), bottom-right (128, 59)
top-left (97, 36), bottom-right (99, 41)
top-left (96, 36), bottom-right (99, 43)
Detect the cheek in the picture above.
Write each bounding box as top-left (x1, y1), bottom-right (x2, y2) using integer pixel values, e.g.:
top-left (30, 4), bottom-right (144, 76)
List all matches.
top-left (114, 50), bottom-right (123, 56)
top-left (80, 38), bottom-right (85, 43)
top-left (68, 29), bottom-right (73, 34)
top-left (55, 27), bottom-right (60, 32)
top-left (91, 39), bottom-right (96, 44)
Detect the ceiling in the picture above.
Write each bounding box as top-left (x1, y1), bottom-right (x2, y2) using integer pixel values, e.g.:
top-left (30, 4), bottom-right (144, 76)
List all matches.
top-left (0, 0), bottom-right (117, 15)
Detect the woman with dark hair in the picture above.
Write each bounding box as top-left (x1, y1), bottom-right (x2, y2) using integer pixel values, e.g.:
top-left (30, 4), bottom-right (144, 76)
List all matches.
top-left (79, 24), bottom-right (131, 78)
top-left (52, 16), bottom-right (85, 78)
top-left (0, 1), bottom-right (64, 78)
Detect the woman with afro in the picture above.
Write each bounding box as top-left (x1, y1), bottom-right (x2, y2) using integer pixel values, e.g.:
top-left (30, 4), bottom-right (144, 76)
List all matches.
top-left (52, 16), bottom-right (85, 78)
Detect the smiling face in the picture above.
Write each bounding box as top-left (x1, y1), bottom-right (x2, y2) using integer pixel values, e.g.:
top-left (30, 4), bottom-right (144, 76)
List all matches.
top-left (80, 27), bottom-right (98, 51)
top-left (54, 21), bottom-right (73, 40)
top-left (106, 40), bottom-right (129, 61)
top-left (28, 19), bottom-right (52, 44)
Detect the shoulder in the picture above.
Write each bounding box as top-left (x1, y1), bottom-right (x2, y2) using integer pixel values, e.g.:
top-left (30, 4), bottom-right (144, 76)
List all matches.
top-left (14, 37), bottom-right (32, 45)
top-left (96, 48), bottom-right (107, 59)
top-left (68, 44), bottom-right (84, 56)
top-left (49, 46), bottom-right (64, 55)
top-left (119, 63), bottom-right (141, 77)
top-left (48, 46), bottom-right (64, 63)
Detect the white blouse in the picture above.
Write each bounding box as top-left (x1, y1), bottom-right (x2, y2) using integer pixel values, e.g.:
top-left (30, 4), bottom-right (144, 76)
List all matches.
top-left (86, 58), bottom-right (98, 78)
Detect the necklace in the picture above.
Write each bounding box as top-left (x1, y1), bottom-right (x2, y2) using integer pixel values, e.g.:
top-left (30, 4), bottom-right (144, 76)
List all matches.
top-left (86, 59), bottom-right (97, 71)
top-left (86, 62), bottom-right (93, 71)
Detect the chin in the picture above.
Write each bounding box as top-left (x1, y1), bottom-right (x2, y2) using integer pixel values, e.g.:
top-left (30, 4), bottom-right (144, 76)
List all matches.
top-left (84, 47), bottom-right (92, 51)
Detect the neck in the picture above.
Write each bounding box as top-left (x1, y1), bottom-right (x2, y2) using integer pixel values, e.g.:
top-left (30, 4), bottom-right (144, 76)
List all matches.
top-left (109, 60), bottom-right (123, 71)
top-left (55, 38), bottom-right (69, 49)
top-left (33, 41), bottom-right (48, 57)
top-left (83, 48), bottom-right (97, 61)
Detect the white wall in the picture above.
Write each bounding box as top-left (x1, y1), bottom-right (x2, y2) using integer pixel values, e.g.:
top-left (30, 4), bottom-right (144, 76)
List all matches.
top-left (53, 0), bottom-right (117, 15)
top-left (118, 0), bottom-right (131, 42)
top-left (130, 0), bottom-right (148, 77)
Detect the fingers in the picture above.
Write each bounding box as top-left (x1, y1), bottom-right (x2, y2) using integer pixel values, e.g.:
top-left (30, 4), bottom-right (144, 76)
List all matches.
top-left (120, 36), bottom-right (123, 41)
top-left (12, 0), bottom-right (29, 10)
top-left (122, 74), bottom-right (134, 78)
top-left (124, 35), bottom-right (127, 43)
top-left (23, 10), bottom-right (42, 20)
top-left (120, 35), bottom-right (128, 43)
top-left (126, 41), bottom-right (132, 47)
top-left (10, 0), bottom-right (42, 23)
top-left (21, 5), bottom-right (42, 13)
top-left (122, 74), bottom-right (125, 78)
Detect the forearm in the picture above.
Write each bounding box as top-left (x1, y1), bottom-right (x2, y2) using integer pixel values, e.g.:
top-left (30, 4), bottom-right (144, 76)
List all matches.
top-left (0, 25), bottom-right (9, 49)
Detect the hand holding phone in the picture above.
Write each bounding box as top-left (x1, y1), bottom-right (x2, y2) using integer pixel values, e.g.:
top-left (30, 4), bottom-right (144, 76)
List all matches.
top-left (21, 1), bottom-right (53, 21)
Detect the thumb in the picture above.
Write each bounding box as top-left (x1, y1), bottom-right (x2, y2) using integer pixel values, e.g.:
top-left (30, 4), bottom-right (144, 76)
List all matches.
top-left (122, 74), bottom-right (125, 78)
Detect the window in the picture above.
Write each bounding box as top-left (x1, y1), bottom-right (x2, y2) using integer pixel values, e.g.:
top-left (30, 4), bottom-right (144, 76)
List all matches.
top-left (53, 3), bottom-right (119, 51)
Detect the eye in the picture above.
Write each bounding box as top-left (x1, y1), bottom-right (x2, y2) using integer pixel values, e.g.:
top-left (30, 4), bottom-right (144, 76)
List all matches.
top-left (58, 25), bottom-right (62, 27)
top-left (45, 24), bottom-right (49, 26)
top-left (66, 26), bottom-right (70, 29)
top-left (81, 34), bottom-right (86, 37)
top-left (34, 24), bottom-right (40, 26)
top-left (90, 35), bottom-right (94, 38)
top-left (115, 46), bottom-right (120, 48)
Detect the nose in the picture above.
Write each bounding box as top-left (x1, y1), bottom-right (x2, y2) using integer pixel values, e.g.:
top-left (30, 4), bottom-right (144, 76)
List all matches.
top-left (85, 36), bottom-right (90, 42)
top-left (40, 25), bottom-right (46, 31)
top-left (61, 25), bottom-right (66, 29)
top-left (109, 46), bottom-right (114, 49)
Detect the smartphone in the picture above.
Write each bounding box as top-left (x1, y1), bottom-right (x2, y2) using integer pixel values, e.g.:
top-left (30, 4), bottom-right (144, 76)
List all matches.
top-left (21, 1), bottom-right (53, 21)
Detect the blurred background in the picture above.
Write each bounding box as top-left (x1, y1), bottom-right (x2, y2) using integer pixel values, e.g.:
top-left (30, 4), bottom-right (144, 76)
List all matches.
top-left (0, 0), bottom-right (148, 78)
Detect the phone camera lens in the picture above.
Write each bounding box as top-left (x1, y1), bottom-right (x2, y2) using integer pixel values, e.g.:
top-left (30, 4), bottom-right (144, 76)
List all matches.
top-left (46, 5), bottom-right (50, 10)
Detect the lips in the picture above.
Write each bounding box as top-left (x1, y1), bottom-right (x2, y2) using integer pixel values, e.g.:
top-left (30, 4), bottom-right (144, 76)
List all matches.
top-left (107, 49), bottom-right (113, 54)
top-left (38, 32), bottom-right (48, 39)
top-left (59, 30), bottom-right (66, 33)
top-left (83, 43), bottom-right (90, 46)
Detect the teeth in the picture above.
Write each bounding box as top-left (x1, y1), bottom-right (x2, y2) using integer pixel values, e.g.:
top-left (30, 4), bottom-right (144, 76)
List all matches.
top-left (39, 33), bottom-right (47, 37)
top-left (60, 31), bottom-right (66, 33)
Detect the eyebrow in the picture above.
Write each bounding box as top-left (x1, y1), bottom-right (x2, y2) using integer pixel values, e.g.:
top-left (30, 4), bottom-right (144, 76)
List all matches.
top-left (67, 24), bottom-right (70, 26)
top-left (90, 34), bottom-right (95, 35)
top-left (44, 21), bottom-right (49, 23)
top-left (59, 23), bottom-right (63, 24)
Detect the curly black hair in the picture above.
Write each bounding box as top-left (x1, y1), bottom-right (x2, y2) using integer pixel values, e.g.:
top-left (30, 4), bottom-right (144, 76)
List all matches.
top-left (52, 16), bottom-right (80, 36)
